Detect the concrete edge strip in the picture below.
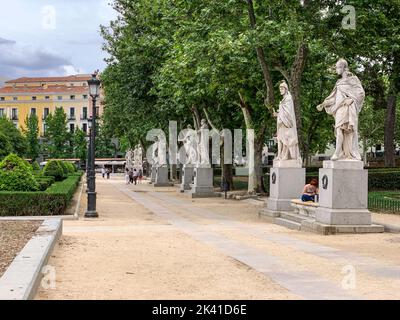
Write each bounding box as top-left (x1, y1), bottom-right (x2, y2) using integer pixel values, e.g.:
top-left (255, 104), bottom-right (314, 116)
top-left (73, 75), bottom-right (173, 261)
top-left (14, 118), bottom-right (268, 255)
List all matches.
top-left (0, 219), bottom-right (63, 300)
top-left (73, 179), bottom-right (85, 219)
top-left (372, 221), bottom-right (400, 234)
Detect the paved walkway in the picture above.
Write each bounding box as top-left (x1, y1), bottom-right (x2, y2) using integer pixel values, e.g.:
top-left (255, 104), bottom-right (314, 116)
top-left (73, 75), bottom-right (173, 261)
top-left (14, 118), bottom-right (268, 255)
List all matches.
top-left (36, 176), bottom-right (400, 300)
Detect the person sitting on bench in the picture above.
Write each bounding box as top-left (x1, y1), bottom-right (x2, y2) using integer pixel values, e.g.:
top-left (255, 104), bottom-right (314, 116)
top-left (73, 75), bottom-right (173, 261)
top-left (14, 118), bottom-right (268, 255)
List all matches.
top-left (301, 179), bottom-right (319, 202)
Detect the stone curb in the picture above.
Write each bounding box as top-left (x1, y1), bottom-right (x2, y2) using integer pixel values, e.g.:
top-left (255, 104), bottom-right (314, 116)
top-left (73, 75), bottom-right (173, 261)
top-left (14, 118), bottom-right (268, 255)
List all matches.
top-left (0, 219), bottom-right (62, 300)
top-left (373, 221), bottom-right (400, 234)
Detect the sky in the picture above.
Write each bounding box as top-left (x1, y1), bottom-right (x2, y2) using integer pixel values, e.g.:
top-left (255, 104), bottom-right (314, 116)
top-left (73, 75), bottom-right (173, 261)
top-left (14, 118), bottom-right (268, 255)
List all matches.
top-left (0, 0), bottom-right (118, 82)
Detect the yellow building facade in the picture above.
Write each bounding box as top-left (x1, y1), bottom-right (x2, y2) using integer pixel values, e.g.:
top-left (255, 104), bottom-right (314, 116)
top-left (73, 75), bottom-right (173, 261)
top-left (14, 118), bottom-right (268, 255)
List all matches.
top-left (0, 75), bottom-right (104, 136)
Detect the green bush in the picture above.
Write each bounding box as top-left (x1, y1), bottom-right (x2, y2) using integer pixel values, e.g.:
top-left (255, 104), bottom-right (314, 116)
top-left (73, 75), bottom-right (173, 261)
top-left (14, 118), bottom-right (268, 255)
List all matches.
top-left (43, 160), bottom-right (65, 181)
top-left (57, 161), bottom-right (69, 177)
top-left (64, 162), bottom-right (76, 174)
top-left (35, 176), bottom-right (55, 191)
top-left (31, 161), bottom-right (41, 171)
top-left (0, 173), bottom-right (82, 216)
top-left (0, 154), bottom-right (39, 191)
top-left (369, 171), bottom-right (400, 191)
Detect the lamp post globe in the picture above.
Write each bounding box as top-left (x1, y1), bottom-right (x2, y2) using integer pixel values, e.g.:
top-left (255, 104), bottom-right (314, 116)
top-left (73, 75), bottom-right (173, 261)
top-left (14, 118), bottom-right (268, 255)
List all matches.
top-left (85, 72), bottom-right (101, 218)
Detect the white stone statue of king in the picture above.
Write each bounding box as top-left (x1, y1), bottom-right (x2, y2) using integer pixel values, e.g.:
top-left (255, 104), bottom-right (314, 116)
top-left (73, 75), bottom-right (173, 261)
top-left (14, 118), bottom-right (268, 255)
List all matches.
top-left (317, 58), bottom-right (365, 161)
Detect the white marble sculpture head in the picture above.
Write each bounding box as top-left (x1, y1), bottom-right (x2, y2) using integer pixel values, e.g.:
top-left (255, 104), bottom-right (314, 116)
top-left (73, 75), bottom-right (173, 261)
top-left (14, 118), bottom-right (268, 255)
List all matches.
top-left (279, 81), bottom-right (289, 96)
top-left (336, 58), bottom-right (349, 76)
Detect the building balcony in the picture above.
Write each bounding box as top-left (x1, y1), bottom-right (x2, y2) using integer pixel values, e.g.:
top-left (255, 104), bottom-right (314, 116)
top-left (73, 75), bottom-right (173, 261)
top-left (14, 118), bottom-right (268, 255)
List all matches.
top-left (80, 115), bottom-right (88, 120)
top-left (42, 115), bottom-right (49, 121)
top-left (11, 116), bottom-right (18, 121)
top-left (68, 116), bottom-right (76, 121)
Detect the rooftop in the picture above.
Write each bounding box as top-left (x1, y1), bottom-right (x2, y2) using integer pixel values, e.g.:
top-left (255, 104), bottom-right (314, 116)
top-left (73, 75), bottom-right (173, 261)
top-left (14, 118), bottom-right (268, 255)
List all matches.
top-left (0, 85), bottom-right (88, 94)
top-left (5, 75), bottom-right (92, 84)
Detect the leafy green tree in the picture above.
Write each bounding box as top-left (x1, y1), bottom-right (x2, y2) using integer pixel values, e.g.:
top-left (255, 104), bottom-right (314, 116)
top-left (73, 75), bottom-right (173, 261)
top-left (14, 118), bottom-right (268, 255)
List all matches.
top-left (43, 108), bottom-right (70, 158)
top-left (23, 113), bottom-right (40, 161)
top-left (0, 131), bottom-right (12, 160)
top-left (0, 117), bottom-right (27, 157)
top-left (73, 128), bottom-right (87, 164)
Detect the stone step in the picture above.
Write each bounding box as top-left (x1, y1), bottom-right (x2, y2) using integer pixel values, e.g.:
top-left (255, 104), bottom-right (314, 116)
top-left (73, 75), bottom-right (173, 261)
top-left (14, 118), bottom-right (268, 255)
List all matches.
top-left (280, 212), bottom-right (310, 224)
top-left (274, 218), bottom-right (301, 231)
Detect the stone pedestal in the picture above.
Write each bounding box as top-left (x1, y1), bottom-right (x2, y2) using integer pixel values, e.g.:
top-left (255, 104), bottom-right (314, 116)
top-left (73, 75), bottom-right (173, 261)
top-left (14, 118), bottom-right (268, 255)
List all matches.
top-left (315, 160), bottom-right (383, 232)
top-left (154, 166), bottom-right (172, 187)
top-left (150, 166), bottom-right (156, 184)
top-left (189, 166), bottom-right (218, 198)
top-left (260, 160), bottom-right (305, 217)
top-left (180, 165), bottom-right (194, 192)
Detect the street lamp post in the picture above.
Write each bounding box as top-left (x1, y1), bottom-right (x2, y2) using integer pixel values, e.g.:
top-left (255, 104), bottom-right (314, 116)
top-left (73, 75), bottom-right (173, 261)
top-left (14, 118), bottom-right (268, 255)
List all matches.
top-left (85, 73), bottom-right (101, 218)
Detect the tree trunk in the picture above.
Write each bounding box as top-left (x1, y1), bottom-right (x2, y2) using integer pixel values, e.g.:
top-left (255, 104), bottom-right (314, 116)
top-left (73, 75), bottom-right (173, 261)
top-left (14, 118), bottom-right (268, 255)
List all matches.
top-left (384, 94), bottom-right (396, 167)
top-left (289, 42), bottom-right (308, 159)
top-left (246, 0), bottom-right (275, 108)
top-left (223, 164), bottom-right (234, 191)
top-left (254, 137), bottom-right (264, 193)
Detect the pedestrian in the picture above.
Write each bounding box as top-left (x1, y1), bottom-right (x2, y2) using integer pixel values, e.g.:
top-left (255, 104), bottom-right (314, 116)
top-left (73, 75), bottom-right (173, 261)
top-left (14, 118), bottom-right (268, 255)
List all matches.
top-left (125, 168), bottom-right (130, 185)
top-left (101, 167), bottom-right (106, 179)
top-left (301, 179), bottom-right (319, 202)
top-left (129, 169), bottom-right (134, 184)
top-left (106, 168), bottom-right (111, 180)
top-left (138, 169), bottom-right (143, 184)
top-left (133, 169), bottom-right (139, 185)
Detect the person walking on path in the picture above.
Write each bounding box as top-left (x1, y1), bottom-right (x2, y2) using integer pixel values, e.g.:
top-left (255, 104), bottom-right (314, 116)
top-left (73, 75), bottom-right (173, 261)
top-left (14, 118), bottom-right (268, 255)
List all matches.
top-left (101, 167), bottom-right (106, 179)
top-left (125, 168), bottom-right (130, 185)
top-left (106, 168), bottom-right (111, 180)
top-left (138, 169), bottom-right (143, 184)
top-left (129, 169), bottom-right (134, 184)
top-left (133, 169), bottom-right (139, 185)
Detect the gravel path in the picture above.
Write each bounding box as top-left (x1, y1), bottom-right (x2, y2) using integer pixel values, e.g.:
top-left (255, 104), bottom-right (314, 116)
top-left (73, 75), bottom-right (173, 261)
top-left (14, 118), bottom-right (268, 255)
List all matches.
top-left (36, 176), bottom-right (400, 300)
top-left (0, 221), bottom-right (42, 278)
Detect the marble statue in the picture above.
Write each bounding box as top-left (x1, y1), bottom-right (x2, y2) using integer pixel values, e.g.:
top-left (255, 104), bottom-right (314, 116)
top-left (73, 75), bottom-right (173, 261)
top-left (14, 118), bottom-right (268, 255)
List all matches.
top-left (197, 119), bottom-right (210, 165)
top-left (153, 135), bottom-right (167, 166)
top-left (133, 144), bottom-right (143, 166)
top-left (125, 148), bottom-right (134, 169)
top-left (183, 124), bottom-right (198, 165)
top-left (317, 59), bottom-right (365, 161)
top-left (274, 81), bottom-right (300, 161)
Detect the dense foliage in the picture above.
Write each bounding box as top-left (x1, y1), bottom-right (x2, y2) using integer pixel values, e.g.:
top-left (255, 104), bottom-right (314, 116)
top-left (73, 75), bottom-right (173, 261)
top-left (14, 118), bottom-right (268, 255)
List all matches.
top-left (0, 154), bottom-right (39, 191)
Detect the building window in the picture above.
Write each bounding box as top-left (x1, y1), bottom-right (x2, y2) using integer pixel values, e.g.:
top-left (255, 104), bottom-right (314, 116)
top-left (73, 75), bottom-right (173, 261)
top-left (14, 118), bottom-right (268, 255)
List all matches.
top-left (70, 95), bottom-right (75, 100)
top-left (13, 97), bottom-right (18, 101)
top-left (12, 108), bottom-right (18, 120)
top-left (43, 108), bottom-right (49, 120)
top-left (31, 108), bottom-right (36, 115)
top-left (83, 95), bottom-right (88, 99)
top-left (70, 123), bottom-right (75, 133)
top-left (32, 96), bottom-right (37, 101)
top-left (83, 123), bottom-right (87, 133)
top-left (0, 109), bottom-right (4, 117)
top-left (58, 96), bottom-right (63, 100)
top-left (45, 96), bottom-right (50, 100)
top-left (0, 97), bottom-right (5, 101)
top-left (82, 107), bottom-right (87, 119)
top-left (70, 107), bottom-right (75, 120)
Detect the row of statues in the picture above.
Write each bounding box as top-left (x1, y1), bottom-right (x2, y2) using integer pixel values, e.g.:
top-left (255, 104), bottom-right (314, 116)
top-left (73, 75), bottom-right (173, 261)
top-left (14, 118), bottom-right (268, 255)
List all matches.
top-left (276, 58), bottom-right (365, 162)
top-left (126, 59), bottom-right (365, 166)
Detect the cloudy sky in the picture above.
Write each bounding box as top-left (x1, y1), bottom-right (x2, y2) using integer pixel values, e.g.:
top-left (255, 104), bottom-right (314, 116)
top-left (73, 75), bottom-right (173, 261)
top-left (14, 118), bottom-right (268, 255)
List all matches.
top-left (0, 0), bottom-right (118, 82)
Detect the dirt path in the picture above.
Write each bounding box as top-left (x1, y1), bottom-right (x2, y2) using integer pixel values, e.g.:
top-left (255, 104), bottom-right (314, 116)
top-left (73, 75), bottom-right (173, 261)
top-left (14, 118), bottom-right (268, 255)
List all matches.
top-left (36, 176), bottom-right (400, 300)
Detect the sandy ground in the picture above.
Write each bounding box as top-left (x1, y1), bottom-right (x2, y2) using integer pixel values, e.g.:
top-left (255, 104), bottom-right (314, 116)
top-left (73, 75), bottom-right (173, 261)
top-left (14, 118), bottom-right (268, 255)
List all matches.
top-left (36, 175), bottom-right (400, 300)
top-left (0, 221), bottom-right (42, 277)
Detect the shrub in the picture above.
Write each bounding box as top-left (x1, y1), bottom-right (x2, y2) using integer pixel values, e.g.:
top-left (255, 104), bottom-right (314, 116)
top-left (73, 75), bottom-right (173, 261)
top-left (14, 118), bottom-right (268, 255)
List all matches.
top-left (57, 161), bottom-right (69, 177)
top-left (43, 160), bottom-right (65, 181)
top-left (31, 161), bottom-right (41, 171)
top-left (64, 161), bottom-right (76, 174)
top-left (0, 173), bottom-right (82, 216)
top-left (35, 176), bottom-right (55, 191)
top-left (369, 171), bottom-right (400, 191)
top-left (0, 154), bottom-right (39, 191)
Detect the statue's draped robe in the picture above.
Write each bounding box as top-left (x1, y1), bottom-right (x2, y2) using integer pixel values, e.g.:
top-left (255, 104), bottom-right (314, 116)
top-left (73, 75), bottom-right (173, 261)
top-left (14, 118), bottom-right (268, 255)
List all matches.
top-left (322, 74), bottom-right (365, 159)
top-left (277, 93), bottom-right (299, 160)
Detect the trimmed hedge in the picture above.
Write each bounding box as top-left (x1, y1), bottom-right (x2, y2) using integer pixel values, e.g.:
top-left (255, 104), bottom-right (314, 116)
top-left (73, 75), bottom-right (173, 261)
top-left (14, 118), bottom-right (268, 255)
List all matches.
top-left (0, 173), bottom-right (82, 216)
top-left (35, 176), bottom-right (55, 191)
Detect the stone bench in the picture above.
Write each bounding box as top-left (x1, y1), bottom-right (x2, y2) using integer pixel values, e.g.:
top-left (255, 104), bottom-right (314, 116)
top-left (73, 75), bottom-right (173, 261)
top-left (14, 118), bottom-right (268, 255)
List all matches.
top-left (291, 199), bottom-right (319, 218)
